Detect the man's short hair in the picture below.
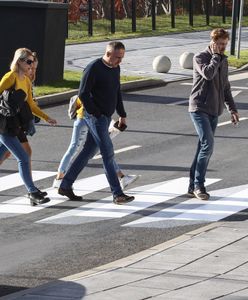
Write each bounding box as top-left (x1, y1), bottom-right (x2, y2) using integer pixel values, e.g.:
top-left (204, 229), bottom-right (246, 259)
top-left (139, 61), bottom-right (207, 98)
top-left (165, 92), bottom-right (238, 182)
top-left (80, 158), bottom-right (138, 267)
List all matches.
top-left (210, 28), bottom-right (230, 41)
top-left (107, 41), bottom-right (125, 51)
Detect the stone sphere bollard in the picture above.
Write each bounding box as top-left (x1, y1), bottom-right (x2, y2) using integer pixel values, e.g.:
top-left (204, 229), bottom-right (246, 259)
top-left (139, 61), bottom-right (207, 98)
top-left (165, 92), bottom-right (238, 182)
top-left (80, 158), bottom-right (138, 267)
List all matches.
top-left (152, 55), bottom-right (171, 73)
top-left (179, 52), bottom-right (194, 69)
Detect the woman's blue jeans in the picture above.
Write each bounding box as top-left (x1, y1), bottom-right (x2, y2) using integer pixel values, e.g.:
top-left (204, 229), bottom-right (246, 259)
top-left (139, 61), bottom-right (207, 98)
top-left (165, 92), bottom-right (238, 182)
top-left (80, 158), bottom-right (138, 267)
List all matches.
top-left (0, 133), bottom-right (37, 193)
top-left (61, 113), bottom-right (122, 197)
top-left (189, 112), bottom-right (218, 190)
top-left (58, 117), bottom-right (121, 175)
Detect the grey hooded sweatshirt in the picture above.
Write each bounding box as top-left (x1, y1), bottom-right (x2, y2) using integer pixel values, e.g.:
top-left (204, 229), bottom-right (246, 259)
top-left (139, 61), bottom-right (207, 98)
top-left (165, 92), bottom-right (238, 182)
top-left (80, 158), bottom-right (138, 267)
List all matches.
top-left (189, 46), bottom-right (237, 116)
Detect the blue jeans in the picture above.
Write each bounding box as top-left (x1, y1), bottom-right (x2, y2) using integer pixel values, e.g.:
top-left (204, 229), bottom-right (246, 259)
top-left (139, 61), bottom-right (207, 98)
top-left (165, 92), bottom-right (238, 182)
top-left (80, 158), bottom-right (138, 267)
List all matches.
top-left (58, 117), bottom-right (121, 175)
top-left (189, 112), bottom-right (218, 190)
top-left (0, 143), bottom-right (8, 161)
top-left (0, 134), bottom-right (37, 193)
top-left (61, 113), bottom-right (122, 197)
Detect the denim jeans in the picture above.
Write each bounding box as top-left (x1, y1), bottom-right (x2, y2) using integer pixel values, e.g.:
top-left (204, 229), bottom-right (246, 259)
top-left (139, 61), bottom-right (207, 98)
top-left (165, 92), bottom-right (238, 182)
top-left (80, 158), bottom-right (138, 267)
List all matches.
top-left (58, 117), bottom-right (121, 175)
top-left (61, 113), bottom-right (122, 197)
top-left (58, 117), bottom-right (88, 174)
top-left (0, 133), bottom-right (37, 193)
top-left (0, 143), bottom-right (8, 161)
top-left (189, 112), bottom-right (218, 190)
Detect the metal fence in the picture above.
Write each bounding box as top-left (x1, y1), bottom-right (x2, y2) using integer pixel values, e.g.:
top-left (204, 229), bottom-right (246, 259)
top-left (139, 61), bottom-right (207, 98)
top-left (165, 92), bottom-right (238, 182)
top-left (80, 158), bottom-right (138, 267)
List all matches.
top-left (51, 0), bottom-right (243, 37)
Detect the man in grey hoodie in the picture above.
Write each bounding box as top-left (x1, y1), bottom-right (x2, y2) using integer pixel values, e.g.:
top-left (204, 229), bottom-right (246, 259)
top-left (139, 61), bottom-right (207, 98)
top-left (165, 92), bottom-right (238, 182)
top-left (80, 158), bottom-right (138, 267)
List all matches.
top-left (188, 28), bottom-right (239, 200)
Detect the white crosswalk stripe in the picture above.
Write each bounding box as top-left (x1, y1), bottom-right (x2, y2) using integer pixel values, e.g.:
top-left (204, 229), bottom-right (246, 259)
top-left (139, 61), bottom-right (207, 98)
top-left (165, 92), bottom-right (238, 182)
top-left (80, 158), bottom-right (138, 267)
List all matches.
top-left (124, 184), bottom-right (248, 227)
top-left (36, 177), bottom-right (221, 225)
top-left (0, 171), bottom-right (56, 192)
top-left (0, 173), bottom-right (109, 219)
top-left (1, 171), bottom-right (247, 226)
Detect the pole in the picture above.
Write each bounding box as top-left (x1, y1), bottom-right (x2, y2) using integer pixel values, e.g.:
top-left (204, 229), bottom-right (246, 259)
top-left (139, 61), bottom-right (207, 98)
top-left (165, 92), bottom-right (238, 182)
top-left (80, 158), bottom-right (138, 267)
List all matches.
top-left (189, 0), bottom-right (193, 27)
top-left (206, 0), bottom-right (210, 26)
top-left (222, 0), bottom-right (226, 24)
top-left (152, 0), bottom-right (156, 30)
top-left (132, 0), bottom-right (136, 32)
top-left (237, 0), bottom-right (244, 58)
top-left (230, 0), bottom-right (239, 55)
top-left (171, 0), bottom-right (175, 28)
top-left (110, 0), bottom-right (115, 34)
top-left (88, 0), bottom-right (93, 36)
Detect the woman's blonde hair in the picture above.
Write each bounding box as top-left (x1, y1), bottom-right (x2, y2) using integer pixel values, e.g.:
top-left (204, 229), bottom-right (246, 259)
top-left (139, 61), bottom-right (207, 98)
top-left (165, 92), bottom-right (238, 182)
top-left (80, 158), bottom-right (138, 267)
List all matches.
top-left (10, 47), bottom-right (34, 72)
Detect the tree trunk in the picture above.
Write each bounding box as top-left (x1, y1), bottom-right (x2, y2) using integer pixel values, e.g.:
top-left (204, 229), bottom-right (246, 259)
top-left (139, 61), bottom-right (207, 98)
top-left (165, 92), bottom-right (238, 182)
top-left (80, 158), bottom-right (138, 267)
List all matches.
top-left (121, 0), bottom-right (132, 17)
top-left (102, 0), bottom-right (111, 19)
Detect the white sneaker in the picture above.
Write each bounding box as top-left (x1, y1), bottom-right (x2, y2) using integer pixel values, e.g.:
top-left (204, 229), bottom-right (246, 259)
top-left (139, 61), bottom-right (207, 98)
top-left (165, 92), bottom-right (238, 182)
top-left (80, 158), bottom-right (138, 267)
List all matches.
top-left (52, 178), bottom-right (62, 188)
top-left (120, 175), bottom-right (139, 190)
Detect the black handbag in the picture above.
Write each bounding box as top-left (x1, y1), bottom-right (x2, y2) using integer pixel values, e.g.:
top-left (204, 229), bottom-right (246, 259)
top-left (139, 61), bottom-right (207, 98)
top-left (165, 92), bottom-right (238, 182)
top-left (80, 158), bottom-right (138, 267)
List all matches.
top-left (0, 88), bottom-right (27, 135)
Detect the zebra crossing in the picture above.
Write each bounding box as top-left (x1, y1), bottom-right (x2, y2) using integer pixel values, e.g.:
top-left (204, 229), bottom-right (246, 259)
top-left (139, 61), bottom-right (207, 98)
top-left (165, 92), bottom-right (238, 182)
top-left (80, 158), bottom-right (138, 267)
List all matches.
top-left (1, 170), bottom-right (248, 227)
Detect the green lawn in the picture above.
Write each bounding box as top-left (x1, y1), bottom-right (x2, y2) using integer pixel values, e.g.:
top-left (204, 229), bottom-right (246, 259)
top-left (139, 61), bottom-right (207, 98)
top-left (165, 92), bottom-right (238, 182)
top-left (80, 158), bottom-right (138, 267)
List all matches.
top-left (67, 15), bottom-right (248, 44)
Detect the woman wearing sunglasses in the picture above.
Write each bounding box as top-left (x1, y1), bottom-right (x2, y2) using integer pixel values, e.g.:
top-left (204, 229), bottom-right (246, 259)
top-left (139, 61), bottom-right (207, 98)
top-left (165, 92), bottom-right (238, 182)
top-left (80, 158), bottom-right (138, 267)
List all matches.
top-left (0, 48), bottom-right (57, 206)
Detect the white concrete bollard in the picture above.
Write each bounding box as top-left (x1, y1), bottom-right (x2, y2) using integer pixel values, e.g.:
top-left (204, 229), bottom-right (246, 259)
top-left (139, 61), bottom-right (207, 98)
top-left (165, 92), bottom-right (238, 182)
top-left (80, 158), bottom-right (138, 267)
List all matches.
top-left (152, 55), bottom-right (171, 73)
top-left (179, 52), bottom-right (194, 69)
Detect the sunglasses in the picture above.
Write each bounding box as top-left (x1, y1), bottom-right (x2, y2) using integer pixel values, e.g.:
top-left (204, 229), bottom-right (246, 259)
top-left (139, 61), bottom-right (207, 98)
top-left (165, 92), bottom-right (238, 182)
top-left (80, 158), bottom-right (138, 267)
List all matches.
top-left (20, 58), bottom-right (34, 65)
top-left (25, 59), bottom-right (34, 65)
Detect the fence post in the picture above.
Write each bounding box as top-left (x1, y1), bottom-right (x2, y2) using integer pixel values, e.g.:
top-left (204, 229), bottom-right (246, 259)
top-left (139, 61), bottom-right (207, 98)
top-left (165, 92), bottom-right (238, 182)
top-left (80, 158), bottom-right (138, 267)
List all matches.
top-left (222, 0), bottom-right (226, 23)
top-left (88, 0), bottom-right (93, 36)
top-left (206, 0), bottom-right (210, 26)
top-left (171, 0), bottom-right (175, 28)
top-left (189, 0), bottom-right (193, 26)
top-left (111, 0), bottom-right (115, 33)
top-left (132, 0), bottom-right (136, 32)
top-left (152, 0), bottom-right (156, 30)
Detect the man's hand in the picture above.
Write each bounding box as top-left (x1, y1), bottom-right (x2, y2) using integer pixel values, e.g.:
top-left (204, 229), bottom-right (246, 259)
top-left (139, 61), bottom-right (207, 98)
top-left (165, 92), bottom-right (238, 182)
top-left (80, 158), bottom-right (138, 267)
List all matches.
top-left (118, 117), bottom-right (126, 127)
top-left (231, 112), bottom-right (239, 126)
top-left (210, 41), bottom-right (220, 54)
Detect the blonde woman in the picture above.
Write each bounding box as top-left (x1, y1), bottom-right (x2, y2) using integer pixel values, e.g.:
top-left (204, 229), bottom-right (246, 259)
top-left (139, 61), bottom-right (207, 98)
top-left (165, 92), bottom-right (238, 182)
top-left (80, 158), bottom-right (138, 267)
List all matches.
top-left (0, 48), bottom-right (56, 206)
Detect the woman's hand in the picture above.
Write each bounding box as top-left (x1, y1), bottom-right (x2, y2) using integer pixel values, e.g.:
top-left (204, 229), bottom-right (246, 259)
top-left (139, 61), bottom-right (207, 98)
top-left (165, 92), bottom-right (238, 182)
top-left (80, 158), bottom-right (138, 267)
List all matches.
top-left (47, 117), bottom-right (57, 126)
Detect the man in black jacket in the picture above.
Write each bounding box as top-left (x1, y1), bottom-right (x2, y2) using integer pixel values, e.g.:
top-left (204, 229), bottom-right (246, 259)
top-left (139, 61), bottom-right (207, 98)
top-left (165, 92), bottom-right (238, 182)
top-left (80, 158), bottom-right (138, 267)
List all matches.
top-left (59, 41), bottom-right (135, 205)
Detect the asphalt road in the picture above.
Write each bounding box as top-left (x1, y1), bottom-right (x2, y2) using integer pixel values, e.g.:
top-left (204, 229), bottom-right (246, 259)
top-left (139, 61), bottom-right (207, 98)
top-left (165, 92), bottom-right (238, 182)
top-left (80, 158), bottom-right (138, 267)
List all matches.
top-left (1, 75), bottom-right (248, 297)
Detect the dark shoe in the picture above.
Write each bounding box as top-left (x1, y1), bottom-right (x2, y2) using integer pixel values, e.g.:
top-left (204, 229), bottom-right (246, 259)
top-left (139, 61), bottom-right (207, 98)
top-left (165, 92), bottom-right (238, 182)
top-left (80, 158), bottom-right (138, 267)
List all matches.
top-left (58, 187), bottom-right (83, 201)
top-left (193, 187), bottom-right (210, 201)
top-left (187, 187), bottom-right (194, 198)
top-left (29, 191), bottom-right (50, 206)
top-left (28, 188), bottom-right (47, 198)
top-left (113, 193), bottom-right (135, 205)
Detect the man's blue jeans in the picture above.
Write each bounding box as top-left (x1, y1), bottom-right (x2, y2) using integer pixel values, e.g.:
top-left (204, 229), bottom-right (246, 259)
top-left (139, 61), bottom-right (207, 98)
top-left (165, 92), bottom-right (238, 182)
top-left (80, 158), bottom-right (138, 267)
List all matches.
top-left (0, 133), bottom-right (37, 193)
top-left (189, 112), bottom-right (218, 190)
top-left (60, 113), bottom-right (123, 197)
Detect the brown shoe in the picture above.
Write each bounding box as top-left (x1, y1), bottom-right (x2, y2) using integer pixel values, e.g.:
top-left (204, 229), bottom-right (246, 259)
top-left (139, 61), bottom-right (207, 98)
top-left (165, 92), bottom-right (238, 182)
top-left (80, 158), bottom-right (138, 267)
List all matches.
top-left (113, 193), bottom-right (135, 205)
top-left (193, 187), bottom-right (210, 201)
top-left (58, 187), bottom-right (83, 201)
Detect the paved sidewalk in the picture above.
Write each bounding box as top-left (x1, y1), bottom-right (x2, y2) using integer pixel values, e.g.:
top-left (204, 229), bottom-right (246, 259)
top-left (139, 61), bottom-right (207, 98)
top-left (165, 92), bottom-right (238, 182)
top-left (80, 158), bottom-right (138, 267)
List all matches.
top-left (3, 221), bottom-right (248, 299)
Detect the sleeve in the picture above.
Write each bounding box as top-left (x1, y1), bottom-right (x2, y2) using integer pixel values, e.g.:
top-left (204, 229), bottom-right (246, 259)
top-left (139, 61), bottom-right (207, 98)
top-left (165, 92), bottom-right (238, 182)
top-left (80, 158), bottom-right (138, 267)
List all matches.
top-left (194, 52), bottom-right (221, 81)
top-left (223, 64), bottom-right (237, 113)
top-left (25, 78), bottom-right (49, 121)
top-left (0, 71), bottom-right (16, 93)
top-left (78, 64), bottom-right (101, 117)
top-left (116, 86), bottom-right (126, 118)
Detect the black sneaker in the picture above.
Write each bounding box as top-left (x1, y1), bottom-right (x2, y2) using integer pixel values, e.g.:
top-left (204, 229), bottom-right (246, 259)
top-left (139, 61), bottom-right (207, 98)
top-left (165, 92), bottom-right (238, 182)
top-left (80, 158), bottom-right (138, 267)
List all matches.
top-left (29, 191), bottom-right (50, 206)
top-left (113, 193), bottom-right (135, 205)
top-left (187, 187), bottom-right (194, 198)
top-left (58, 187), bottom-right (83, 201)
top-left (193, 187), bottom-right (210, 201)
top-left (28, 188), bottom-right (47, 198)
